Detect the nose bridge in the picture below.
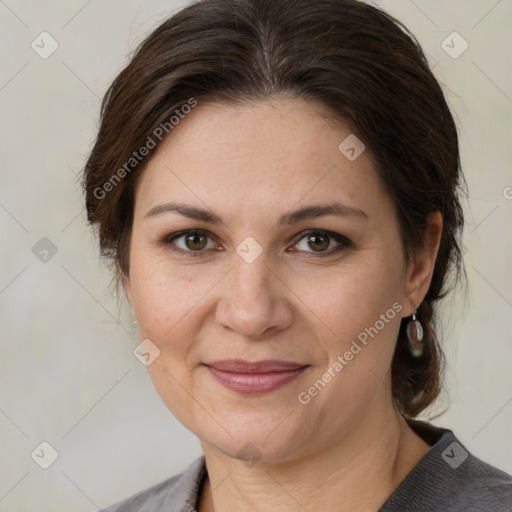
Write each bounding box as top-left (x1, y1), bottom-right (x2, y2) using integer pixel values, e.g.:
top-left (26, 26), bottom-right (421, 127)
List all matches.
top-left (231, 247), bottom-right (274, 309)
top-left (230, 232), bottom-right (272, 298)
top-left (216, 247), bottom-right (290, 338)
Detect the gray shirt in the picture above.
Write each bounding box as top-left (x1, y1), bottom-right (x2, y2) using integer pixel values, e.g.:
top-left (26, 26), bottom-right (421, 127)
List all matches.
top-left (100, 420), bottom-right (512, 511)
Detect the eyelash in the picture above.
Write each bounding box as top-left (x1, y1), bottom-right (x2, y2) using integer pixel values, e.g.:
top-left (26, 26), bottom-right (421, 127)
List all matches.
top-left (158, 229), bottom-right (352, 258)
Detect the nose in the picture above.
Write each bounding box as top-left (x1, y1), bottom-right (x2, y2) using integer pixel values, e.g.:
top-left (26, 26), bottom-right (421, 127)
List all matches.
top-left (215, 251), bottom-right (294, 339)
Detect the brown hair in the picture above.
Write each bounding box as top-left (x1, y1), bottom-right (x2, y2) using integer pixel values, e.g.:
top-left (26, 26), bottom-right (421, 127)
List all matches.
top-left (83, 0), bottom-right (467, 417)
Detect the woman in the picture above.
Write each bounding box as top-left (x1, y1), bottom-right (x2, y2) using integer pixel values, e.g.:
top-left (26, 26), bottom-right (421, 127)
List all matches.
top-left (83, 0), bottom-right (512, 510)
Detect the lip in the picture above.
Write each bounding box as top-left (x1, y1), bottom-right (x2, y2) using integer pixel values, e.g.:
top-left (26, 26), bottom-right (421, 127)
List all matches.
top-left (203, 359), bottom-right (310, 395)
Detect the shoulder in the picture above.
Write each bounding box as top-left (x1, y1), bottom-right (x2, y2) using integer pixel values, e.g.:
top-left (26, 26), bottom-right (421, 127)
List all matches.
top-left (449, 451), bottom-right (512, 511)
top-left (380, 420), bottom-right (512, 512)
top-left (99, 456), bottom-right (206, 512)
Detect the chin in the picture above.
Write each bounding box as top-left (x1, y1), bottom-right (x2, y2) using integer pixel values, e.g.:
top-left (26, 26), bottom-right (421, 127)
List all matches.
top-left (194, 410), bottom-right (317, 464)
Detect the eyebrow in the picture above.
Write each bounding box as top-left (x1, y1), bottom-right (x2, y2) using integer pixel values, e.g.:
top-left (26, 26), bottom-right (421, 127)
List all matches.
top-left (144, 201), bottom-right (368, 224)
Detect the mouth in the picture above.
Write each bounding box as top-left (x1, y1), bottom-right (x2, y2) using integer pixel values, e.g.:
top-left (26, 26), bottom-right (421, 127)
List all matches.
top-left (202, 359), bottom-right (310, 395)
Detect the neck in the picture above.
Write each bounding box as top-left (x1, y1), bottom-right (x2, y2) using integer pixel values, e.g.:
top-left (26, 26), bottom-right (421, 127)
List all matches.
top-left (198, 396), bottom-right (430, 512)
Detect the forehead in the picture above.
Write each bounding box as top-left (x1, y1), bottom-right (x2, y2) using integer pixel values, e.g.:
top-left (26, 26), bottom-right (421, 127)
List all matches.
top-left (134, 97), bottom-right (389, 220)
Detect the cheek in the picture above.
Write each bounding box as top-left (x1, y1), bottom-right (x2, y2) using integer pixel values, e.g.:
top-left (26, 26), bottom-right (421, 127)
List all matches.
top-left (129, 252), bottom-right (205, 351)
top-left (302, 273), bottom-right (402, 430)
top-left (309, 254), bottom-right (403, 343)
top-left (130, 263), bottom-right (208, 424)
top-left (306, 253), bottom-right (404, 408)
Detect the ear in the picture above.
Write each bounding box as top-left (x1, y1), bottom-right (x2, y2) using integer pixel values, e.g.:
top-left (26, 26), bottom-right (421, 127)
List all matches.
top-left (403, 210), bottom-right (443, 316)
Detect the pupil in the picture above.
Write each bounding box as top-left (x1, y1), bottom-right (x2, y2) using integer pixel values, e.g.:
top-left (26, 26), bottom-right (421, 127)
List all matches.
top-left (187, 233), bottom-right (206, 250)
top-left (309, 234), bottom-right (328, 251)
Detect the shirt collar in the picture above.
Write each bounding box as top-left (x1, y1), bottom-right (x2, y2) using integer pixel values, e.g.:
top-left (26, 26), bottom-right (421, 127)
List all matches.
top-left (162, 454), bottom-right (207, 511)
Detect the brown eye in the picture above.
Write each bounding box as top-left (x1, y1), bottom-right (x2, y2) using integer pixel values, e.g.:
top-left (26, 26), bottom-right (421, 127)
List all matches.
top-left (292, 230), bottom-right (350, 256)
top-left (163, 230), bottom-right (218, 256)
top-left (306, 233), bottom-right (330, 252)
top-left (162, 229), bottom-right (350, 258)
top-left (184, 232), bottom-right (208, 251)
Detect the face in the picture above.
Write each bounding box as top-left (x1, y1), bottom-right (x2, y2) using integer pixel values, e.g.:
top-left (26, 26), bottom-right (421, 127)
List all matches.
top-left (124, 97), bottom-right (421, 463)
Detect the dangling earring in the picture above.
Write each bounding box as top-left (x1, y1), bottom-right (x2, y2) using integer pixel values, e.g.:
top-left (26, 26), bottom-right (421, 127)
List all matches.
top-left (406, 309), bottom-right (424, 357)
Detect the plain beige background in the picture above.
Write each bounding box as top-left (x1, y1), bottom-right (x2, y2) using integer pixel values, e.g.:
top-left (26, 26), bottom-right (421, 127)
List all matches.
top-left (0, 0), bottom-right (511, 510)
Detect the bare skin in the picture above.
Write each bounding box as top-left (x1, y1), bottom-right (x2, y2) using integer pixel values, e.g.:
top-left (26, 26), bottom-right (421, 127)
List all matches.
top-left (124, 96), bottom-right (442, 511)
top-left (198, 413), bottom-right (430, 512)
